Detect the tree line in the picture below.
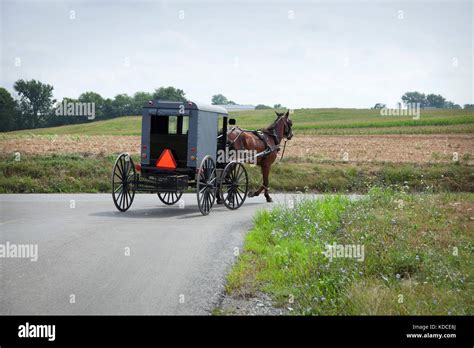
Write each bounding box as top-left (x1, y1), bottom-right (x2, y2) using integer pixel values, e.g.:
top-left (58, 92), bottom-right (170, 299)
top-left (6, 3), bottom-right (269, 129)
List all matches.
top-left (211, 93), bottom-right (284, 110)
top-left (373, 91), bottom-right (473, 110)
top-left (0, 79), bottom-right (187, 132)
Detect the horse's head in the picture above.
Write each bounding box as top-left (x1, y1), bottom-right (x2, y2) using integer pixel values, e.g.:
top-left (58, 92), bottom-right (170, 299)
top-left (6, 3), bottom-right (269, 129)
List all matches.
top-left (275, 110), bottom-right (293, 140)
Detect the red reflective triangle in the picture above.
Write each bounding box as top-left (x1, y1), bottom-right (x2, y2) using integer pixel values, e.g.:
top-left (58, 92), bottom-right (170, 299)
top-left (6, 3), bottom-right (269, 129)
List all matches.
top-left (155, 149), bottom-right (177, 169)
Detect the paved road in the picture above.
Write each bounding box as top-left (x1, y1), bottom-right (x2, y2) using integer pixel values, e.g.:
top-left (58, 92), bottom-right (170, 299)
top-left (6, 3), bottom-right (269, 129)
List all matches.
top-left (0, 193), bottom-right (307, 315)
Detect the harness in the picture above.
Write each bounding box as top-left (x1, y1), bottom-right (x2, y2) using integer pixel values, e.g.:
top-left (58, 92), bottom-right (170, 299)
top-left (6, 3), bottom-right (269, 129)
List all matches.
top-left (252, 130), bottom-right (280, 151)
top-left (227, 127), bottom-right (280, 158)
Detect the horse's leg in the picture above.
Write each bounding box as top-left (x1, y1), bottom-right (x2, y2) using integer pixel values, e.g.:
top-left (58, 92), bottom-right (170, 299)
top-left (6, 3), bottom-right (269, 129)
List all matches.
top-left (262, 161), bottom-right (273, 203)
top-left (248, 164), bottom-right (265, 198)
top-left (249, 183), bottom-right (264, 197)
top-left (249, 161), bottom-right (272, 201)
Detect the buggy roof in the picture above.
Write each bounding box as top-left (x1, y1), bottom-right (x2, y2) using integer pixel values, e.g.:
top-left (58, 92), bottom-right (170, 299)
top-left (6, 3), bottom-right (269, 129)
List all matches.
top-left (144, 100), bottom-right (229, 115)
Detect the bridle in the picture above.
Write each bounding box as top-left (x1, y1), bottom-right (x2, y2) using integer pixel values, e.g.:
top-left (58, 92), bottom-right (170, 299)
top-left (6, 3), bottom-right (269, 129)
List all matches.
top-left (283, 117), bottom-right (293, 141)
top-left (269, 115), bottom-right (293, 145)
top-left (277, 116), bottom-right (293, 162)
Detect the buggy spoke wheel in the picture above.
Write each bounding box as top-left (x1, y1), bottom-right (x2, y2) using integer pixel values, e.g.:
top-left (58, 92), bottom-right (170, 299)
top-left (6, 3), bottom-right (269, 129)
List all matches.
top-left (220, 162), bottom-right (248, 210)
top-left (158, 191), bottom-right (183, 205)
top-left (111, 153), bottom-right (136, 212)
top-left (196, 156), bottom-right (217, 215)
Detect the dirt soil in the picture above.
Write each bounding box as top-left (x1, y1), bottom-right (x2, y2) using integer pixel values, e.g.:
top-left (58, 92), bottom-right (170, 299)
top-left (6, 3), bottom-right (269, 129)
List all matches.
top-left (1, 134), bottom-right (473, 164)
top-left (286, 133), bottom-right (474, 164)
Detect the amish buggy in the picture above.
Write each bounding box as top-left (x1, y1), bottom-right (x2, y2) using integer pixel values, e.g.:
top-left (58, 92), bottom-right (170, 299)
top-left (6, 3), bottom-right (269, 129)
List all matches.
top-left (111, 100), bottom-right (250, 215)
top-left (111, 100), bottom-right (293, 215)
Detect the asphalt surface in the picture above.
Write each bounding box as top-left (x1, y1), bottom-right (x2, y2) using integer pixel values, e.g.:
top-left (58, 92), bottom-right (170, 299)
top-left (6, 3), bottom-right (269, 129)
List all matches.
top-left (0, 193), bottom-right (310, 315)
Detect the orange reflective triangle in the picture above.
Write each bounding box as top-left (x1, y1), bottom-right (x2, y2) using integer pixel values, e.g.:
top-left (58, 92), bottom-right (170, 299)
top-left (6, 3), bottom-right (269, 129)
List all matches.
top-left (155, 149), bottom-right (177, 169)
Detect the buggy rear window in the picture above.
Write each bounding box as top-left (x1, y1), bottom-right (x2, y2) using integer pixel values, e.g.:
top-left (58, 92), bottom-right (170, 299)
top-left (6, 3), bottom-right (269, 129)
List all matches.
top-left (151, 115), bottom-right (189, 135)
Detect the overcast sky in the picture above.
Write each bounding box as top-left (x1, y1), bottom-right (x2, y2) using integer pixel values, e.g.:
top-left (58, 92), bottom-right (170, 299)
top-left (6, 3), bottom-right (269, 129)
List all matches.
top-left (1, 0), bottom-right (472, 108)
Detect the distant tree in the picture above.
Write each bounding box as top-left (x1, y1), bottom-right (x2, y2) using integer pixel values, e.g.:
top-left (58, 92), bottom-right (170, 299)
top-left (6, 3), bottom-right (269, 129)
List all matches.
top-left (51, 97), bottom-right (79, 126)
top-left (444, 101), bottom-right (461, 109)
top-left (102, 98), bottom-right (115, 118)
top-left (211, 94), bottom-right (229, 105)
top-left (255, 104), bottom-right (271, 110)
top-left (113, 94), bottom-right (134, 116)
top-left (78, 91), bottom-right (103, 104)
top-left (426, 94), bottom-right (446, 108)
top-left (464, 104), bottom-right (474, 109)
top-left (0, 88), bottom-right (17, 131)
top-left (274, 103), bottom-right (283, 109)
top-left (78, 91), bottom-right (105, 119)
top-left (372, 103), bottom-right (386, 109)
top-left (401, 91), bottom-right (426, 107)
top-left (13, 79), bottom-right (56, 129)
top-left (132, 91), bottom-right (153, 114)
top-left (153, 87), bottom-right (186, 102)
top-left (227, 100), bottom-right (237, 105)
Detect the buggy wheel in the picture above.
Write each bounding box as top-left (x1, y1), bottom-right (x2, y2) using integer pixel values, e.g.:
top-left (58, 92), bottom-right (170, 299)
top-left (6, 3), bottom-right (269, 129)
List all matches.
top-left (112, 153), bottom-right (136, 212)
top-left (196, 155), bottom-right (217, 216)
top-left (220, 162), bottom-right (248, 210)
top-left (158, 192), bottom-right (183, 205)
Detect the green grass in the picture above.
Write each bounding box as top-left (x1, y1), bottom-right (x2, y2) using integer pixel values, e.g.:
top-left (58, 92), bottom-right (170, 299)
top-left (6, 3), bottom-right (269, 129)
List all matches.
top-left (297, 124), bottom-right (474, 135)
top-left (3, 108), bottom-right (473, 136)
top-left (5, 116), bottom-right (142, 136)
top-left (0, 154), bottom-right (120, 193)
top-left (1, 154), bottom-right (472, 193)
top-left (224, 189), bottom-right (474, 315)
top-left (235, 108), bottom-right (474, 131)
top-left (247, 161), bottom-right (473, 193)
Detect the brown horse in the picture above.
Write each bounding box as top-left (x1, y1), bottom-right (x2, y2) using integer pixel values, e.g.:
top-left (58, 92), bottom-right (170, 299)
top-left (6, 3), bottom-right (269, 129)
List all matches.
top-left (224, 110), bottom-right (293, 202)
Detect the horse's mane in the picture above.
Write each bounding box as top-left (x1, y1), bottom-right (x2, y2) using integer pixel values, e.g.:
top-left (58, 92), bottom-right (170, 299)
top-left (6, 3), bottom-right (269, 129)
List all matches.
top-left (264, 115), bottom-right (282, 133)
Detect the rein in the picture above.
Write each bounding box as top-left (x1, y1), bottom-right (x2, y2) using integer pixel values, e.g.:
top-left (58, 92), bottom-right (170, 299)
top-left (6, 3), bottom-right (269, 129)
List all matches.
top-left (279, 139), bottom-right (287, 162)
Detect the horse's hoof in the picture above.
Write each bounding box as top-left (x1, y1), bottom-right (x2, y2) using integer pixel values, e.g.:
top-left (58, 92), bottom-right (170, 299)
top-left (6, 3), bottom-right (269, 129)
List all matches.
top-left (248, 192), bottom-right (256, 198)
top-left (266, 198), bottom-right (273, 203)
top-left (216, 200), bottom-right (223, 205)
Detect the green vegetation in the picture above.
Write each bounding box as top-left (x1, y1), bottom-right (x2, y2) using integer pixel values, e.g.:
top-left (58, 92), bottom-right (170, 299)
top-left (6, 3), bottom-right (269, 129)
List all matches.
top-left (1, 154), bottom-right (472, 193)
top-left (1, 78), bottom-right (189, 132)
top-left (0, 154), bottom-right (121, 193)
top-left (4, 108), bottom-right (473, 136)
top-left (296, 124), bottom-right (474, 135)
top-left (3, 77), bottom-right (471, 133)
top-left (224, 189), bottom-right (473, 315)
top-left (247, 161), bottom-right (473, 193)
top-left (3, 116), bottom-right (141, 136)
top-left (233, 108), bottom-right (474, 131)
top-left (0, 87), bottom-right (17, 132)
